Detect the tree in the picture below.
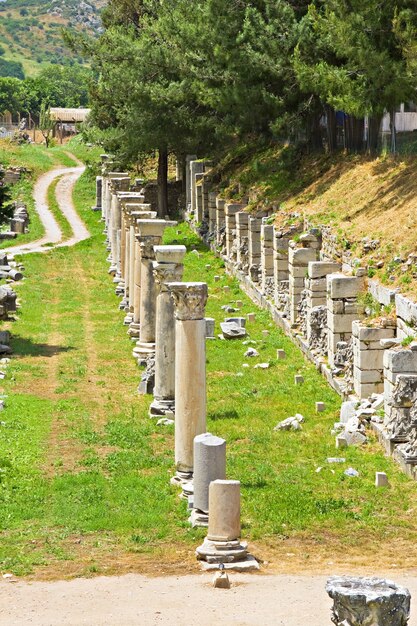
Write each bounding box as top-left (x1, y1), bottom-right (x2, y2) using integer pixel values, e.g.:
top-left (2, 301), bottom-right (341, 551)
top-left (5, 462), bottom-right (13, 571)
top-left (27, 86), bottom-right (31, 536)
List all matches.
top-left (294, 1), bottom-right (416, 152)
top-left (0, 77), bottom-right (25, 113)
top-left (39, 102), bottom-right (54, 148)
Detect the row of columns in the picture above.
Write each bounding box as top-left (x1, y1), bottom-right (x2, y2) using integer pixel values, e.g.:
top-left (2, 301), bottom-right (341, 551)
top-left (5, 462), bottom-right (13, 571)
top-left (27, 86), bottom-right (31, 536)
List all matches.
top-left (96, 157), bottom-right (253, 568)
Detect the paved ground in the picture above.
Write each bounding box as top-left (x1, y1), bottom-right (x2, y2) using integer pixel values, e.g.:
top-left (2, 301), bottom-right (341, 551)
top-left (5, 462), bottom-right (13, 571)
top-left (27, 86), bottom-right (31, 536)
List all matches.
top-left (3, 158), bottom-right (87, 256)
top-left (1, 571), bottom-right (417, 626)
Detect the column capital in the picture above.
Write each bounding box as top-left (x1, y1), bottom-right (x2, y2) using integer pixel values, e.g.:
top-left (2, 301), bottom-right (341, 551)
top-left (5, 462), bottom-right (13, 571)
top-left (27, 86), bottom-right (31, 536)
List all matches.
top-left (153, 263), bottom-right (184, 290)
top-left (166, 282), bottom-right (208, 321)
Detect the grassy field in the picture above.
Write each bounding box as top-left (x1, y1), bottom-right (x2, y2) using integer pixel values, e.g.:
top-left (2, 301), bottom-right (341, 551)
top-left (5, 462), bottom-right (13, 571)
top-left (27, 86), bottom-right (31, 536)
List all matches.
top-left (0, 144), bottom-right (416, 580)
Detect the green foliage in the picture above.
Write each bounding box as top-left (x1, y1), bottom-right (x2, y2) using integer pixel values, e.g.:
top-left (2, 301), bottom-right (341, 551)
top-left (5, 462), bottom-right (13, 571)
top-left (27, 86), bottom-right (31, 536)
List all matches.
top-left (0, 57), bottom-right (24, 79)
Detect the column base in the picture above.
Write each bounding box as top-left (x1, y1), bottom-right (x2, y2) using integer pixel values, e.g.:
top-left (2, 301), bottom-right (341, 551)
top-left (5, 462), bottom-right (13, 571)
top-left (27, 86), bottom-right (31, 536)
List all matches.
top-left (132, 341), bottom-right (155, 364)
top-left (149, 398), bottom-right (175, 418)
top-left (170, 470), bottom-right (192, 488)
top-left (91, 206), bottom-right (101, 212)
top-left (128, 322), bottom-right (140, 338)
top-left (196, 538), bottom-right (248, 564)
top-left (119, 297), bottom-right (128, 310)
top-left (188, 508), bottom-right (208, 528)
top-left (113, 275), bottom-right (122, 285)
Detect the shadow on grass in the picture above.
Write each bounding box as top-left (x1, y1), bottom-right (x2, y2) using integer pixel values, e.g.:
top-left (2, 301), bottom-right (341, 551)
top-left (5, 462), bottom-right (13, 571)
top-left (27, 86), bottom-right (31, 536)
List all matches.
top-left (11, 336), bottom-right (75, 357)
top-left (208, 409), bottom-right (240, 420)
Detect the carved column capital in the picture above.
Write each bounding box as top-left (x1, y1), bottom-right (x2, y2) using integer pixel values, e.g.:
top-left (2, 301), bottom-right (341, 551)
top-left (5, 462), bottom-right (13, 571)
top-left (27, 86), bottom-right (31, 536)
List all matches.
top-left (137, 235), bottom-right (161, 260)
top-left (166, 282), bottom-right (208, 321)
top-left (153, 263), bottom-right (184, 292)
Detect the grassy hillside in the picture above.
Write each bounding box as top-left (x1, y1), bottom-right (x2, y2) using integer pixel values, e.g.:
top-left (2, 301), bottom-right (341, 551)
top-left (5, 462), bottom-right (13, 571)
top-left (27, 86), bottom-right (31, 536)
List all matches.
top-left (0, 0), bottom-right (105, 76)
top-left (218, 143), bottom-right (417, 298)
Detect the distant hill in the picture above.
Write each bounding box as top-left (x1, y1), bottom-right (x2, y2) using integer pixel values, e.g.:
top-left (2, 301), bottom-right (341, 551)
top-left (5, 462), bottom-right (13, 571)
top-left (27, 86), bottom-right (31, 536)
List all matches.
top-left (0, 0), bottom-right (106, 77)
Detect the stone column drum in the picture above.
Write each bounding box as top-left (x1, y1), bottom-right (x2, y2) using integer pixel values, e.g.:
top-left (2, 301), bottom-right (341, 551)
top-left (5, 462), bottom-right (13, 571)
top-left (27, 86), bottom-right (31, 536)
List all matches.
top-left (133, 219), bottom-right (176, 363)
top-left (92, 176), bottom-right (102, 212)
top-left (167, 282), bottom-right (208, 487)
top-left (149, 245), bottom-right (186, 417)
top-left (125, 207), bottom-right (155, 327)
top-left (189, 433), bottom-right (226, 527)
top-left (196, 480), bottom-right (255, 567)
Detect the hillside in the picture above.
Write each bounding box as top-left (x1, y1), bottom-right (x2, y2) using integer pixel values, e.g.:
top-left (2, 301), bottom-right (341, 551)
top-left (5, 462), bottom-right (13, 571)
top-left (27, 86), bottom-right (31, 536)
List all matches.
top-left (218, 144), bottom-right (417, 299)
top-left (0, 0), bottom-right (105, 76)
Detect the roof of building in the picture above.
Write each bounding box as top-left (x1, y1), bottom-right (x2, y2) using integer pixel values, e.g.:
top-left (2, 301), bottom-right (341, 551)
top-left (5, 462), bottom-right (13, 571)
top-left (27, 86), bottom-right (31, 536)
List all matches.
top-left (49, 108), bottom-right (91, 123)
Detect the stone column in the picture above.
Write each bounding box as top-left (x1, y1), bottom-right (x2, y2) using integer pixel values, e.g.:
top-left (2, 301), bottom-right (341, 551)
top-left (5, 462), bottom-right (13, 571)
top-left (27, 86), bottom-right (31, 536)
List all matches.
top-left (114, 192), bottom-right (144, 288)
top-left (327, 273), bottom-right (364, 367)
top-left (235, 212), bottom-right (249, 272)
top-left (225, 203), bottom-right (245, 262)
top-left (92, 176), bottom-right (102, 212)
top-left (125, 206), bottom-right (155, 326)
top-left (149, 245), bottom-right (186, 417)
top-left (189, 433), bottom-right (226, 527)
top-left (190, 161), bottom-right (205, 219)
top-left (208, 192), bottom-right (217, 236)
top-left (261, 223), bottom-right (274, 296)
top-left (166, 282), bottom-right (208, 487)
top-left (185, 154), bottom-right (197, 212)
top-left (196, 480), bottom-right (256, 568)
top-left (108, 177), bottom-right (130, 274)
top-left (248, 217), bottom-right (262, 282)
top-left (119, 198), bottom-right (146, 306)
top-left (133, 219), bottom-right (176, 363)
top-left (215, 198), bottom-right (226, 247)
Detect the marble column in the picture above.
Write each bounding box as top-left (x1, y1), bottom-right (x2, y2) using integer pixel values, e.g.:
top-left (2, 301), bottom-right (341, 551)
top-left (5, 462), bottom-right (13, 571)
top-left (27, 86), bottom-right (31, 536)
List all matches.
top-left (133, 219), bottom-right (176, 364)
top-left (125, 206), bottom-right (155, 326)
top-left (149, 245), bottom-right (186, 417)
top-left (118, 197), bottom-right (146, 304)
top-left (114, 192), bottom-right (144, 287)
top-left (189, 433), bottom-right (226, 527)
top-left (92, 176), bottom-right (102, 212)
top-left (166, 282), bottom-right (208, 488)
top-left (196, 480), bottom-right (252, 566)
top-left (108, 177), bottom-right (130, 274)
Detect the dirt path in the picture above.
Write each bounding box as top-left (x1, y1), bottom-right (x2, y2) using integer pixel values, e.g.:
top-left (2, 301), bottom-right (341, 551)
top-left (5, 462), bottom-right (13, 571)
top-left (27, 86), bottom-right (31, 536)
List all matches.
top-left (3, 155), bottom-right (87, 256)
top-left (1, 572), bottom-right (416, 626)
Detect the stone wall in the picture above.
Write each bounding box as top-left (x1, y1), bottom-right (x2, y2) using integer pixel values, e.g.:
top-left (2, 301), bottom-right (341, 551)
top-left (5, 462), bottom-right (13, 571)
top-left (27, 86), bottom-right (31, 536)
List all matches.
top-left (184, 155), bottom-right (417, 481)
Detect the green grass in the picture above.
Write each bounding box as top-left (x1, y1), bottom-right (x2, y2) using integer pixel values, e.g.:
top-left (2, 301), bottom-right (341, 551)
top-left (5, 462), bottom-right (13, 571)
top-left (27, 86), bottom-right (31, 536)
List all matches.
top-left (0, 145), bottom-right (416, 577)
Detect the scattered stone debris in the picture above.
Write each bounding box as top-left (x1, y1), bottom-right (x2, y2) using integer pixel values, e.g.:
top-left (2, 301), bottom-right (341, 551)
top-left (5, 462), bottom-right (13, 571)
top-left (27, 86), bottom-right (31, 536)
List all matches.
top-left (220, 321), bottom-right (247, 339)
top-left (294, 375), bottom-right (304, 385)
top-left (316, 402), bottom-right (325, 412)
top-left (276, 349), bottom-right (286, 360)
top-left (344, 467), bottom-right (359, 477)
top-left (156, 417), bottom-right (174, 426)
top-left (274, 414), bottom-right (304, 431)
top-left (327, 457), bottom-right (346, 463)
top-left (213, 570), bottom-right (230, 589)
top-left (247, 313), bottom-right (256, 322)
top-left (375, 472), bottom-right (389, 487)
top-left (244, 348), bottom-right (259, 357)
top-left (254, 363), bottom-right (270, 369)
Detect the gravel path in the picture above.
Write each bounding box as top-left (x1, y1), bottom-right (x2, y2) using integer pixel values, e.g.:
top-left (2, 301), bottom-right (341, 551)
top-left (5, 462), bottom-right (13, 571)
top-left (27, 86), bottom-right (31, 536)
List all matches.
top-left (3, 158), bottom-right (87, 256)
top-left (1, 572), bottom-right (417, 626)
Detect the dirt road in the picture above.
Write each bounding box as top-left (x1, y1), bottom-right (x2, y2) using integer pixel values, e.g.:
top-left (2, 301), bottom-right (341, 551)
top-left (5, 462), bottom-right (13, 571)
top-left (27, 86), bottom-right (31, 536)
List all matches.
top-left (3, 158), bottom-right (87, 256)
top-left (1, 571), bottom-right (416, 626)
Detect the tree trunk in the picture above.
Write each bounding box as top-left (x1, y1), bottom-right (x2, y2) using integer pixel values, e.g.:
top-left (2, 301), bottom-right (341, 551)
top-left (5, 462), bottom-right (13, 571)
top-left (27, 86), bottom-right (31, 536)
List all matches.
top-left (367, 114), bottom-right (382, 153)
top-left (325, 105), bottom-right (337, 152)
top-left (309, 112), bottom-right (323, 151)
top-left (157, 147), bottom-right (168, 218)
top-left (390, 109), bottom-right (397, 154)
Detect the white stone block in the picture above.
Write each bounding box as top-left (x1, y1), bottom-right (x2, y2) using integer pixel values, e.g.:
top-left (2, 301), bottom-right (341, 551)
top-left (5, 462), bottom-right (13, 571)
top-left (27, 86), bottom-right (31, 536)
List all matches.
top-left (375, 472), bottom-right (389, 487)
top-left (383, 349), bottom-right (417, 373)
top-left (327, 274), bottom-right (363, 299)
top-left (353, 367), bottom-right (383, 384)
top-left (289, 247), bottom-right (317, 267)
top-left (308, 261), bottom-right (341, 279)
top-left (327, 312), bottom-right (358, 334)
top-left (354, 349), bottom-right (384, 371)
